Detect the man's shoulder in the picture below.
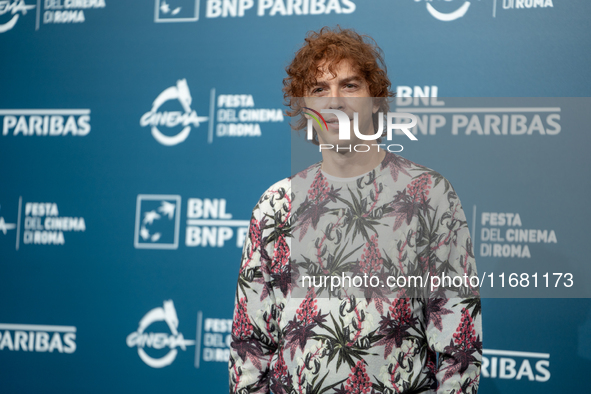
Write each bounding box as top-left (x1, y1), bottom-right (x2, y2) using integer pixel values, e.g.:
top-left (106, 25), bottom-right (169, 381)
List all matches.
top-left (382, 153), bottom-right (458, 204)
top-left (259, 161), bottom-right (321, 197)
top-left (252, 162), bottom-right (321, 216)
top-left (406, 159), bottom-right (449, 187)
top-left (381, 152), bottom-right (448, 182)
top-left (261, 177), bottom-right (291, 198)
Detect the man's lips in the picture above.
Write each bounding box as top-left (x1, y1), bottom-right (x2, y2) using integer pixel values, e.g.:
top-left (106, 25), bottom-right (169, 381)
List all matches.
top-left (324, 118), bottom-right (352, 131)
top-left (323, 117), bottom-right (351, 123)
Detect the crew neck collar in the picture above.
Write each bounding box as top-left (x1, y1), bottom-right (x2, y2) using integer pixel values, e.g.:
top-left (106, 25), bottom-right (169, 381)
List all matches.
top-left (319, 152), bottom-right (389, 183)
top-left (320, 168), bottom-right (373, 182)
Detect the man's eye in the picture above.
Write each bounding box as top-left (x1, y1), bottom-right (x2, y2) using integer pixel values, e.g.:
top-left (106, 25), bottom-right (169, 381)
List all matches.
top-left (345, 84), bottom-right (358, 89)
top-left (312, 87), bottom-right (324, 94)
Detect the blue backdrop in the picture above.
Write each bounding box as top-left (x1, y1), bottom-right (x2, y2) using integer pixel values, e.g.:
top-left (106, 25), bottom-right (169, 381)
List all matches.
top-left (1, 0), bottom-right (590, 392)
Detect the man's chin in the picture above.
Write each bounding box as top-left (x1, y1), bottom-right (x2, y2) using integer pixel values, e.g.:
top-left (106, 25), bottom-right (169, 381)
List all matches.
top-left (318, 142), bottom-right (356, 152)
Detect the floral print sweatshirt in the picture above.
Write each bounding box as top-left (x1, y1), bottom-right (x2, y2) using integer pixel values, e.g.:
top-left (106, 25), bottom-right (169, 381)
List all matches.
top-left (229, 152), bottom-right (482, 394)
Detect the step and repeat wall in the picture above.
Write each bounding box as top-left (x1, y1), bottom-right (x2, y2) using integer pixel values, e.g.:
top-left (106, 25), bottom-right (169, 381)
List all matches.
top-left (1, 1), bottom-right (590, 393)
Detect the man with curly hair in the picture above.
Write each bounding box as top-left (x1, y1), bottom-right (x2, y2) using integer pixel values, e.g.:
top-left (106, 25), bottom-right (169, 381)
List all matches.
top-left (229, 26), bottom-right (482, 394)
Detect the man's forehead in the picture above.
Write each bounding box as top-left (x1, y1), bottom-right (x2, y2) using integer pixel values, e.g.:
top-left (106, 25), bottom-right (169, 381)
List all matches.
top-left (314, 59), bottom-right (363, 82)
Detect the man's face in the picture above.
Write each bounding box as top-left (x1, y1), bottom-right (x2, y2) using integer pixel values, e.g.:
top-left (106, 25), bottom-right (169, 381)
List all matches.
top-left (303, 60), bottom-right (379, 148)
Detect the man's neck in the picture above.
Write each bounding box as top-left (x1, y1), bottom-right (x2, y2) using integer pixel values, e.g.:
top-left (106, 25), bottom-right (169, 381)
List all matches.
top-left (320, 148), bottom-right (386, 178)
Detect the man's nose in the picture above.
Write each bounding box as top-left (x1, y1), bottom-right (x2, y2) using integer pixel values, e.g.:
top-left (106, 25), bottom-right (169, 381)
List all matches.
top-left (326, 92), bottom-right (345, 110)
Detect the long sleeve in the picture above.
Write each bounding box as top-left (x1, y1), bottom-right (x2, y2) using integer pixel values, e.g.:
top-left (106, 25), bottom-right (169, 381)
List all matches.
top-left (228, 155), bottom-right (482, 394)
top-left (229, 181), bottom-right (291, 393)
top-left (422, 182), bottom-right (482, 394)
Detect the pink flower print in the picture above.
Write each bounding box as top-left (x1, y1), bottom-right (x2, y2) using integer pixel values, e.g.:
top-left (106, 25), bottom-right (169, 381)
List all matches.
top-left (308, 171), bottom-right (329, 201)
top-left (345, 361), bottom-right (372, 394)
top-left (272, 235), bottom-right (290, 274)
top-left (453, 308), bottom-right (476, 351)
top-left (249, 218), bottom-right (262, 249)
top-left (390, 298), bottom-right (411, 326)
top-left (407, 173), bottom-right (432, 204)
top-left (359, 234), bottom-right (382, 274)
top-left (273, 351), bottom-right (288, 380)
top-left (232, 297), bottom-right (253, 340)
top-left (296, 289), bottom-right (318, 325)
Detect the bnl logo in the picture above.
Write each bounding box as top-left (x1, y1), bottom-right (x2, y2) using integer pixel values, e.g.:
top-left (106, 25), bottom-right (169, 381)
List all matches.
top-left (134, 195), bottom-right (181, 249)
top-left (155, 0), bottom-right (199, 22)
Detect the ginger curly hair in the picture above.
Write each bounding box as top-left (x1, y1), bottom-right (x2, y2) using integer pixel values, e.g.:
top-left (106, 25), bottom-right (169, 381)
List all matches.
top-left (283, 26), bottom-right (395, 143)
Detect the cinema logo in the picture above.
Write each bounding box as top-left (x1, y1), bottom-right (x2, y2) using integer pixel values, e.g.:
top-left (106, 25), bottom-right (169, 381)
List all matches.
top-left (502, 0), bottom-right (553, 10)
top-left (0, 0), bottom-right (105, 32)
top-left (1, 198), bottom-right (86, 248)
top-left (140, 79), bottom-right (208, 146)
top-left (0, 323), bottom-right (76, 354)
top-left (215, 94), bottom-right (283, 139)
top-left (479, 212), bottom-right (557, 259)
top-left (194, 312), bottom-right (233, 367)
top-left (413, 0), bottom-right (472, 22)
top-left (0, 0), bottom-right (35, 33)
top-left (127, 300), bottom-right (195, 368)
top-left (42, 0), bottom-right (106, 25)
top-left (482, 349), bottom-right (550, 382)
top-left (141, 80), bottom-right (283, 145)
top-left (1, 109), bottom-right (91, 137)
top-left (24, 202), bottom-right (86, 245)
top-left (0, 204), bottom-right (16, 237)
top-left (414, 0), bottom-right (554, 21)
top-left (304, 107), bottom-right (418, 153)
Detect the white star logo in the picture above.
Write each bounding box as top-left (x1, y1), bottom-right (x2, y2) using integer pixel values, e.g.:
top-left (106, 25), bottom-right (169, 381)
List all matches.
top-left (0, 217), bottom-right (16, 235)
top-left (158, 201), bottom-right (176, 219)
top-left (160, 0), bottom-right (170, 14)
top-left (143, 210), bottom-right (161, 225)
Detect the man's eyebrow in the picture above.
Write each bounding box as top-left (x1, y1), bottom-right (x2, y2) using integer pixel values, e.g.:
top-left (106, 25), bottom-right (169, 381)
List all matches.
top-left (310, 80), bottom-right (329, 87)
top-left (339, 76), bottom-right (364, 84)
top-left (311, 76), bottom-right (365, 86)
